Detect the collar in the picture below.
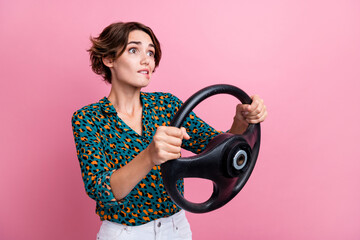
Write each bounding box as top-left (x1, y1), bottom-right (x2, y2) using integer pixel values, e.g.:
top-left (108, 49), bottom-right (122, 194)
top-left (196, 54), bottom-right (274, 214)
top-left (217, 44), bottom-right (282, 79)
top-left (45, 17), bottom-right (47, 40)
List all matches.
top-left (99, 92), bottom-right (151, 115)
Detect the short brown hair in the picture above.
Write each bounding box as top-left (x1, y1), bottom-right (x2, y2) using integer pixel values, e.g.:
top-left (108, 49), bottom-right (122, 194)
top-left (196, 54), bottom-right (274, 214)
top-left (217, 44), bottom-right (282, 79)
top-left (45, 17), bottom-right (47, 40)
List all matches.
top-left (88, 22), bottom-right (162, 84)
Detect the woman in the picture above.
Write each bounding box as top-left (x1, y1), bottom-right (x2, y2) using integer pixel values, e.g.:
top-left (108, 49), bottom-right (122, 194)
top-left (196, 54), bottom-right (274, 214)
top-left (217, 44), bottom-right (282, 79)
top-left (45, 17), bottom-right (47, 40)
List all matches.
top-left (71, 22), bottom-right (267, 240)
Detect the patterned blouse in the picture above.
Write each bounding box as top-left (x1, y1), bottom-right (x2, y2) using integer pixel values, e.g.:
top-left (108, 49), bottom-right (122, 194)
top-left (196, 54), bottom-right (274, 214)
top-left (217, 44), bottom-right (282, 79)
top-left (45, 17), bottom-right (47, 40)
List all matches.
top-left (71, 92), bottom-right (222, 226)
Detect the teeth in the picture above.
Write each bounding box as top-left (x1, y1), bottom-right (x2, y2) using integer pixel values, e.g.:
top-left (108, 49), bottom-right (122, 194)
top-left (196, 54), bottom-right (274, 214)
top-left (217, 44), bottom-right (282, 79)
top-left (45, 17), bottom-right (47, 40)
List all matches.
top-left (139, 70), bottom-right (148, 74)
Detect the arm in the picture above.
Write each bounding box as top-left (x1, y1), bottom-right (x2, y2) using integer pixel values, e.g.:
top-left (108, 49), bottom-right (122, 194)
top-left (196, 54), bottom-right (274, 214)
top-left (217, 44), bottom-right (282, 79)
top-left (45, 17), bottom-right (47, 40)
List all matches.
top-left (71, 111), bottom-right (119, 206)
top-left (110, 126), bottom-right (190, 200)
top-left (72, 110), bottom-right (189, 203)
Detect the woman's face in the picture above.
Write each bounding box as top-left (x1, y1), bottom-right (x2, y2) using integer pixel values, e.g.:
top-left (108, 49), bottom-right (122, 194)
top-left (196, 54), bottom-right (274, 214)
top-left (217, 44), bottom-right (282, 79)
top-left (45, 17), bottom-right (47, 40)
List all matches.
top-left (106, 30), bottom-right (156, 88)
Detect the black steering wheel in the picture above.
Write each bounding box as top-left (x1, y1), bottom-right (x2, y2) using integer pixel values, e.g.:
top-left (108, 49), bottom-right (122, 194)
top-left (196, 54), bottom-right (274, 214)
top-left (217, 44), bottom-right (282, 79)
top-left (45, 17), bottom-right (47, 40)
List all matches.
top-left (161, 84), bottom-right (261, 213)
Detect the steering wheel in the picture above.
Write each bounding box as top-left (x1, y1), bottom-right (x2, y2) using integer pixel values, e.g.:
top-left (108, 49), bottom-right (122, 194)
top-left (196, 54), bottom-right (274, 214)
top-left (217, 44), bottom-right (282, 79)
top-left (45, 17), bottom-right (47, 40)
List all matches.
top-left (161, 84), bottom-right (261, 213)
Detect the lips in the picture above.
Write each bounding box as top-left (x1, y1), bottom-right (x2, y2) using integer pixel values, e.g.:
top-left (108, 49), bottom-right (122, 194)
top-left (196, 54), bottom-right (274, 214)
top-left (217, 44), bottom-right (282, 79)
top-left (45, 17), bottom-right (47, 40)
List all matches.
top-left (138, 69), bottom-right (149, 74)
top-left (137, 69), bottom-right (151, 79)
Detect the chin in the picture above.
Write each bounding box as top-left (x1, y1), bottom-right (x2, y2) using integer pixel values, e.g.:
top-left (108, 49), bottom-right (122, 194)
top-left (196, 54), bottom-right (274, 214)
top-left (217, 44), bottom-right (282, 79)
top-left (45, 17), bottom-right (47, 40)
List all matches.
top-left (136, 79), bottom-right (151, 88)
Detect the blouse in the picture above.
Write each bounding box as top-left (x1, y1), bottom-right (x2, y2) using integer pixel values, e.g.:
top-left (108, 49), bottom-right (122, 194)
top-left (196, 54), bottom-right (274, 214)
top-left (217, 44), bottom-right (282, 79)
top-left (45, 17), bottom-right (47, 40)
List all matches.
top-left (71, 92), bottom-right (222, 226)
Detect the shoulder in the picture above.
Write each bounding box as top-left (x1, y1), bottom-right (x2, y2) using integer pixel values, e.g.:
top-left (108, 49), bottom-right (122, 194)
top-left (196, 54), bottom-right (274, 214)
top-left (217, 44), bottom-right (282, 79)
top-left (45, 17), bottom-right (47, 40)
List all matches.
top-left (71, 100), bottom-right (103, 123)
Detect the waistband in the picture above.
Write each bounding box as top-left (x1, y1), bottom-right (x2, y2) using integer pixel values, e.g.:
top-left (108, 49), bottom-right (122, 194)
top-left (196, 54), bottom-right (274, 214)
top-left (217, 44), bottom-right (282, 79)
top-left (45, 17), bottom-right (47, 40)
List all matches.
top-left (102, 210), bottom-right (185, 231)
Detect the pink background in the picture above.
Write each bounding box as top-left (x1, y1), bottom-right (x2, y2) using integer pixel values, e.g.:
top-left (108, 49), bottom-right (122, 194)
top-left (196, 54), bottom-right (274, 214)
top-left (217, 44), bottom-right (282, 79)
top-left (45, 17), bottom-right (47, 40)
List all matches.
top-left (1, 0), bottom-right (359, 239)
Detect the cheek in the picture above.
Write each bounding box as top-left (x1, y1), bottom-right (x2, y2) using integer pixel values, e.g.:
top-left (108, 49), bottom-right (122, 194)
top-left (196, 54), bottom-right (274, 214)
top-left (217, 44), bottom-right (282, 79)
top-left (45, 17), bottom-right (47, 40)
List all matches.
top-left (150, 60), bottom-right (156, 71)
top-left (117, 61), bottom-right (133, 75)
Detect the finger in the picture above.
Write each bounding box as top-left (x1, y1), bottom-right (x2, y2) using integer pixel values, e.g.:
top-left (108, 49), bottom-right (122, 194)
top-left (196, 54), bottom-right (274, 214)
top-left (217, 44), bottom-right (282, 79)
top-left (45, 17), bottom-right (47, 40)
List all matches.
top-left (162, 143), bottom-right (182, 154)
top-left (165, 135), bottom-right (183, 147)
top-left (246, 107), bottom-right (268, 123)
top-left (237, 103), bottom-right (251, 113)
top-left (236, 104), bottom-right (251, 117)
top-left (250, 98), bottom-right (265, 116)
top-left (153, 130), bottom-right (180, 145)
top-left (164, 126), bottom-right (183, 138)
top-left (247, 114), bottom-right (267, 124)
top-left (162, 152), bottom-right (181, 163)
top-left (249, 96), bottom-right (262, 112)
top-left (181, 127), bottom-right (190, 140)
top-left (246, 105), bottom-right (266, 120)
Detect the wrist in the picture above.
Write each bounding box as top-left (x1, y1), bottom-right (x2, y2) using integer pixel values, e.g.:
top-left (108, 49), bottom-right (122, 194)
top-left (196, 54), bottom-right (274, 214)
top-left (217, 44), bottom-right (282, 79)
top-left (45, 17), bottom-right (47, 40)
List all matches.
top-left (229, 116), bottom-right (249, 135)
top-left (142, 147), bottom-right (156, 168)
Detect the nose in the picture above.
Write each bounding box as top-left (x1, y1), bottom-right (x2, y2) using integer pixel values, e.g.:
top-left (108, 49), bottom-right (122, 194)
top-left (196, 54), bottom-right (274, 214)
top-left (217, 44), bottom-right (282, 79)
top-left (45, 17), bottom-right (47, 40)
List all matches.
top-left (140, 52), bottom-right (150, 65)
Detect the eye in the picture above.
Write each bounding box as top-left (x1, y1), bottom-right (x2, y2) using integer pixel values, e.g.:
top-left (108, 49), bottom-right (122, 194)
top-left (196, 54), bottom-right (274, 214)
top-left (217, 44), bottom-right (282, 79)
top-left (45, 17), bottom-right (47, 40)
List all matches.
top-left (147, 50), bottom-right (155, 57)
top-left (128, 48), bottom-right (137, 54)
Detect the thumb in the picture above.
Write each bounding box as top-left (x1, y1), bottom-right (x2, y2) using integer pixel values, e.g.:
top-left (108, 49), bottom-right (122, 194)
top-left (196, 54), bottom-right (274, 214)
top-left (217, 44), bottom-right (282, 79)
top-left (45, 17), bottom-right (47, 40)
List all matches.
top-left (237, 104), bottom-right (251, 115)
top-left (181, 127), bottom-right (190, 140)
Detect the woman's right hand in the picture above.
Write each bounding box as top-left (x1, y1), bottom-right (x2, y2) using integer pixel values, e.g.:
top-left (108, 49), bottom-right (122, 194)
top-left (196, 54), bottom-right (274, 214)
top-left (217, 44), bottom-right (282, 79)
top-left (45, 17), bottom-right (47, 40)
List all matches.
top-left (147, 126), bottom-right (190, 165)
top-left (110, 126), bottom-right (190, 200)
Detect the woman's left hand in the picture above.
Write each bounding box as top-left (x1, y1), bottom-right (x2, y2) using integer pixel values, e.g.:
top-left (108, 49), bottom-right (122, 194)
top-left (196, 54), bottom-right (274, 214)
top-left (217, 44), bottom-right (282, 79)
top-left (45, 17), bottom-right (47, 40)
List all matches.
top-left (235, 95), bottom-right (267, 124)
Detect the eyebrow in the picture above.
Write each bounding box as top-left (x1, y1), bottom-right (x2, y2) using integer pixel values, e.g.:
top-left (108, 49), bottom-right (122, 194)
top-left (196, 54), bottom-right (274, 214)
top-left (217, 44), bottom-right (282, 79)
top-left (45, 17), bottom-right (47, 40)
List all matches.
top-left (127, 41), bottom-right (155, 48)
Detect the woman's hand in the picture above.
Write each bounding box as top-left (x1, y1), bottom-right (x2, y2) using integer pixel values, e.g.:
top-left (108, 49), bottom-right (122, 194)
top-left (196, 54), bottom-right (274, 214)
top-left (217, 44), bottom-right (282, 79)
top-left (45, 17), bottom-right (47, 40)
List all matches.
top-left (110, 126), bottom-right (189, 200)
top-left (147, 126), bottom-right (190, 165)
top-left (230, 95), bottom-right (267, 134)
top-left (236, 95), bottom-right (267, 124)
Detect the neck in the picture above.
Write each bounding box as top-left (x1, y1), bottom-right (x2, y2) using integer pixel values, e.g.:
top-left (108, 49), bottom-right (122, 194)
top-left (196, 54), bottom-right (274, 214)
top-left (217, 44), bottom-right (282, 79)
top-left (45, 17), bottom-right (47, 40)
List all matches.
top-left (107, 82), bottom-right (142, 116)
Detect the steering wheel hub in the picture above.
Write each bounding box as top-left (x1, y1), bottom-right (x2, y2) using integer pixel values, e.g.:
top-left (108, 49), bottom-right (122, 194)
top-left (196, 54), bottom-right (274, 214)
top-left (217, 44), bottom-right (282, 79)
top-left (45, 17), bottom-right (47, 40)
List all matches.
top-left (233, 150), bottom-right (247, 170)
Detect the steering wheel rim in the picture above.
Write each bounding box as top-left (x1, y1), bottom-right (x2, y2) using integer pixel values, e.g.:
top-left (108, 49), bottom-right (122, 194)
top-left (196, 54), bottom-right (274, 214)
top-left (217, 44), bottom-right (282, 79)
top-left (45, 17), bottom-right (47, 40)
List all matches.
top-left (161, 84), bottom-right (261, 213)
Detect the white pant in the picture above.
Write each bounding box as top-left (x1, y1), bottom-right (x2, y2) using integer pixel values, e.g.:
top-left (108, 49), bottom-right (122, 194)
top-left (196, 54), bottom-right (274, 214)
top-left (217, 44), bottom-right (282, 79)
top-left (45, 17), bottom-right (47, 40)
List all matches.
top-left (96, 210), bottom-right (192, 240)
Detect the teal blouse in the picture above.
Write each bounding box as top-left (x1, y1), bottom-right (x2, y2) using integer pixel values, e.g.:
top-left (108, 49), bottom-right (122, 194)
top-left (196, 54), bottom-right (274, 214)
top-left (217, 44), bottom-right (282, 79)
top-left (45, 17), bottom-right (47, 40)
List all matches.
top-left (71, 92), bottom-right (222, 226)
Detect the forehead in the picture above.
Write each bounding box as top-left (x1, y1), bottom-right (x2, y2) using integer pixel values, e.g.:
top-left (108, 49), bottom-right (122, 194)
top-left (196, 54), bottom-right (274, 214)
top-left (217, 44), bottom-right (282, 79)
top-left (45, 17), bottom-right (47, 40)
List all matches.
top-left (128, 30), bottom-right (154, 46)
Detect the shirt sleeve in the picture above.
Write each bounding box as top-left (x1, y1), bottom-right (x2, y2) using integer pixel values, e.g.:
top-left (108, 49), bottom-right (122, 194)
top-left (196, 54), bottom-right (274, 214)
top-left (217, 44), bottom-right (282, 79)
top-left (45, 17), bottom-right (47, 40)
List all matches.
top-left (168, 93), bottom-right (224, 154)
top-left (71, 110), bottom-right (120, 207)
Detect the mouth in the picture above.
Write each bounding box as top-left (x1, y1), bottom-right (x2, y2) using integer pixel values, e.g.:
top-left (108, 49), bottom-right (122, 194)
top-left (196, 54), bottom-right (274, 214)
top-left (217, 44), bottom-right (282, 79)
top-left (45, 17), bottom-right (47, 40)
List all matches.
top-left (138, 69), bottom-right (150, 75)
top-left (138, 69), bottom-right (151, 79)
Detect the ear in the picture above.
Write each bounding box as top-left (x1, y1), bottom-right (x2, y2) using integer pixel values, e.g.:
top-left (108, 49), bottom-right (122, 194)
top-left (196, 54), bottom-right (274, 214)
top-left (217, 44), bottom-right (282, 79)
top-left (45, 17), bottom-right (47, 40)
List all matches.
top-left (102, 57), bottom-right (114, 68)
